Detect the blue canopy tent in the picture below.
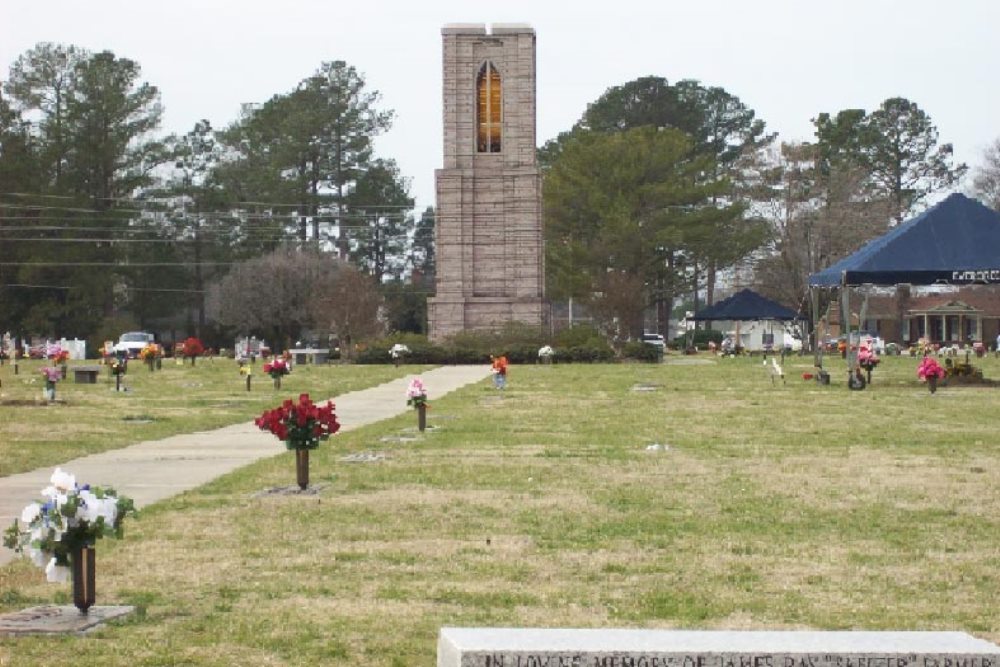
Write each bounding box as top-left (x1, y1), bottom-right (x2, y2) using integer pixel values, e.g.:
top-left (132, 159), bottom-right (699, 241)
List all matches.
top-left (809, 193), bottom-right (1000, 288)
top-left (692, 288), bottom-right (802, 321)
top-left (691, 289), bottom-right (802, 353)
top-left (807, 193), bottom-right (1000, 387)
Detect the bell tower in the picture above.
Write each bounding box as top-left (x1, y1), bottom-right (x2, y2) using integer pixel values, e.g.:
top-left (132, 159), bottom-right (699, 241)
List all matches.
top-left (427, 23), bottom-right (546, 339)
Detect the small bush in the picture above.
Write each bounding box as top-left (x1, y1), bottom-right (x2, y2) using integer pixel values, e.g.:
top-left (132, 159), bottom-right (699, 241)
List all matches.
top-left (622, 341), bottom-right (661, 362)
top-left (672, 329), bottom-right (724, 350)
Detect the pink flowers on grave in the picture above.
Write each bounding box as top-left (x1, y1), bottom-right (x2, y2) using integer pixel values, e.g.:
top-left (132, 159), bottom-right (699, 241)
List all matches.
top-left (858, 343), bottom-right (880, 370)
top-left (917, 356), bottom-right (946, 382)
top-left (406, 378), bottom-right (429, 409)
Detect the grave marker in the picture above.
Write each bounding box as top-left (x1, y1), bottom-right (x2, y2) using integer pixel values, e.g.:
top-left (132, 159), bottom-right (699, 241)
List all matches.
top-left (437, 629), bottom-right (1000, 667)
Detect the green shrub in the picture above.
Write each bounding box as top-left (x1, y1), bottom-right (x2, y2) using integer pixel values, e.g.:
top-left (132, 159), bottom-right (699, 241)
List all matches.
top-left (622, 341), bottom-right (661, 362)
top-left (558, 341), bottom-right (614, 363)
top-left (671, 329), bottom-right (724, 350)
top-left (555, 325), bottom-right (604, 348)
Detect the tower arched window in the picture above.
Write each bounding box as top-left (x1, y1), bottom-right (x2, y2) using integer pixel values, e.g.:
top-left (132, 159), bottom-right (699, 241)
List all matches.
top-left (477, 62), bottom-right (501, 153)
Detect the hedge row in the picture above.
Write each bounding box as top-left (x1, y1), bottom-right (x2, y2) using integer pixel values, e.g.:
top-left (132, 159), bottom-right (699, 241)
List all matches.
top-left (354, 325), bottom-right (660, 364)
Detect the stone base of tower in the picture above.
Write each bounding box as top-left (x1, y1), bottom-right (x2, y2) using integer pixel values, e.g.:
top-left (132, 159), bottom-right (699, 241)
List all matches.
top-left (428, 296), bottom-right (546, 341)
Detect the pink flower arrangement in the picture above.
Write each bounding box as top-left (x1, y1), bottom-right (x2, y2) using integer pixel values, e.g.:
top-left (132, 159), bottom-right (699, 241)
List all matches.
top-left (858, 345), bottom-right (880, 369)
top-left (406, 377), bottom-right (429, 409)
top-left (917, 356), bottom-right (946, 382)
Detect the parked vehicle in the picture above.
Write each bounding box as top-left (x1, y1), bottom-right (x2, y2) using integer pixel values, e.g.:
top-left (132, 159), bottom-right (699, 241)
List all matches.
top-left (113, 332), bottom-right (155, 358)
top-left (640, 333), bottom-right (666, 350)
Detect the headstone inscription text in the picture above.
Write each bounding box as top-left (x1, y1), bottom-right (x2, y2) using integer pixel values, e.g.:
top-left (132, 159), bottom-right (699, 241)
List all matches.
top-left (471, 654), bottom-right (996, 667)
top-left (438, 629), bottom-right (1000, 667)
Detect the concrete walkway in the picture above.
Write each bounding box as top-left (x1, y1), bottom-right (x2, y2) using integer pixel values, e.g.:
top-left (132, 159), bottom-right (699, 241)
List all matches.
top-left (0, 365), bottom-right (491, 566)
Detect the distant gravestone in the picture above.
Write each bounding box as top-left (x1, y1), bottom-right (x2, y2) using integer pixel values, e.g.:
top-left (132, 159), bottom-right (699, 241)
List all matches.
top-left (437, 629), bottom-right (1000, 667)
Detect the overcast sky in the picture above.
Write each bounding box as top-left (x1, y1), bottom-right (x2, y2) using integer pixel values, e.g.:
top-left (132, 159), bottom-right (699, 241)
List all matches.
top-left (3, 0), bottom-right (998, 212)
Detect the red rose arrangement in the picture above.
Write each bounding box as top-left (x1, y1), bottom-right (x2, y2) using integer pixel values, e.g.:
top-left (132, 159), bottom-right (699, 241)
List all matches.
top-left (255, 393), bottom-right (340, 450)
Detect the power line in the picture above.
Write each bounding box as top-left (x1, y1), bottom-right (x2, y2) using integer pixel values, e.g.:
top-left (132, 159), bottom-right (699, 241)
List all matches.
top-left (1, 283), bottom-right (205, 293)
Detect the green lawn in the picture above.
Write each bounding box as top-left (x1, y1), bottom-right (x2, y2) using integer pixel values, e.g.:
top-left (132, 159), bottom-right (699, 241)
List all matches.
top-left (0, 358), bottom-right (426, 477)
top-left (1, 354), bottom-right (997, 665)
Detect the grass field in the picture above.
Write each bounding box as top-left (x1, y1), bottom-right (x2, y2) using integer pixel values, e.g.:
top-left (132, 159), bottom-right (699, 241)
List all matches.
top-left (1, 353), bottom-right (998, 665)
top-left (0, 358), bottom-right (426, 477)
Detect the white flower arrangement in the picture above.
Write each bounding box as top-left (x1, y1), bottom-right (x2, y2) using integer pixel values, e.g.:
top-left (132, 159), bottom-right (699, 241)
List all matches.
top-left (538, 345), bottom-right (555, 358)
top-left (389, 343), bottom-right (411, 359)
top-left (3, 468), bottom-right (136, 582)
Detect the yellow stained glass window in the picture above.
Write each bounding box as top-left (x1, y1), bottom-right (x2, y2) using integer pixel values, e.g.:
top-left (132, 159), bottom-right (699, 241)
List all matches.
top-left (477, 62), bottom-right (501, 153)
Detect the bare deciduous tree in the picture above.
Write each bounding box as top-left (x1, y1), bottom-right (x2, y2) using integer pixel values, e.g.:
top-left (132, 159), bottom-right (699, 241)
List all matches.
top-left (208, 248), bottom-right (339, 351)
top-left (972, 138), bottom-right (1000, 211)
top-left (308, 265), bottom-right (382, 361)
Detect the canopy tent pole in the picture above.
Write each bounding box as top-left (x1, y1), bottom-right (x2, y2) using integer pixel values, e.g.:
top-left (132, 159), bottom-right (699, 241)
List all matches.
top-left (812, 288), bottom-right (822, 369)
top-left (841, 284), bottom-right (852, 377)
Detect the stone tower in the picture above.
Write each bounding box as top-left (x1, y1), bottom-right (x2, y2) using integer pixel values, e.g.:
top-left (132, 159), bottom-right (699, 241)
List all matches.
top-left (427, 23), bottom-right (545, 340)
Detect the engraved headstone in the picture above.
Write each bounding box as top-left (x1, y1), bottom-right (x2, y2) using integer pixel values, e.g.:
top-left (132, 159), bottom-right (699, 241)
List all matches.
top-left (0, 605), bottom-right (135, 636)
top-left (437, 629), bottom-right (1000, 667)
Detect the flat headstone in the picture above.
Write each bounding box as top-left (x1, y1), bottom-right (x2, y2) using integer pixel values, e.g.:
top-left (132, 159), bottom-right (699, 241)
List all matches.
top-left (379, 435), bottom-right (420, 443)
top-left (253, 484), bottom-right (327, 497)
top-left (0, 605), bottom-right (135, 636)
top-left (340, 451), bottom-right (388, 463)
top-left (437, 629), bottom-right (1000, 667)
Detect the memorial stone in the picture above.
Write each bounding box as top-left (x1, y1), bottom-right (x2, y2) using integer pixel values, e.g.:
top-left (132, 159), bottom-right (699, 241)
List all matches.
top-left (437, 629), bottom-right (1000, 667)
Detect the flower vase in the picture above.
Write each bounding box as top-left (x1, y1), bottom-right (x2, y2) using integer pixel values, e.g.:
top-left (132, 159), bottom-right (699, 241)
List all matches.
top-left (273, 376), bottom-right (281, 390)
top-left (71, 545), bottom-right (96, 613)
top-left (246, 375), bottom-right (252, 392)
top-left (156, 357), bottom-right (162, 370)
top-left (295, 448), bottom-right (309, 490)
top-left (44, 380), bottom-right (56, 402)
top-left (418, 404), bottom-right (427, 432)
top-left (928, 375), bottom-right (938, 394)
top-left (60, 364), bottom-right (68, 379)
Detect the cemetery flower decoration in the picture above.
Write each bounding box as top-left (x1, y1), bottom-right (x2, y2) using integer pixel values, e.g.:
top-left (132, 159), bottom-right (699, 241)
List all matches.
top-left (406, 377), bottom-right (430, 432)
top-left (858, 343), bottom-right (880, 384)
top-left (858, 345), bottom-right (879, 369)
top-left (255, 393), bottom-right (340, 450)
top-left (255, 394), bottom-right (340, 489)
top-left (406, 377), bottom-right (429, 409)
top-left (917, 356), bottom-right (946, 381)
top-left (538, 345), bottom-right (554, 359)
top-left (917, 355), bottom-right (946, 393)
top-left (48, 347), bottom-right (69, 365)
top-left (3, 468), bottom-right (135, 611)
top-left (181, 337), bottom-right (205, 365)
top-left (263, 359), bottom-right (290, 379)
top-left (389, 343), bottom-right (411, 359)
